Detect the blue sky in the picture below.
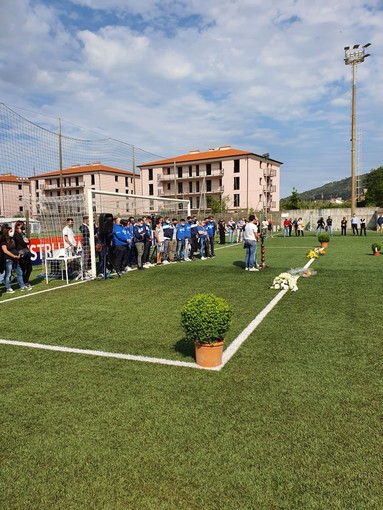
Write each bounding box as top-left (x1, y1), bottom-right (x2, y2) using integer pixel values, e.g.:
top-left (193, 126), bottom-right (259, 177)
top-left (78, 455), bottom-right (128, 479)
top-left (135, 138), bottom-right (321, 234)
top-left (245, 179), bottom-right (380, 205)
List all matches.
top-left (1, 0), bottom-right (383, 197)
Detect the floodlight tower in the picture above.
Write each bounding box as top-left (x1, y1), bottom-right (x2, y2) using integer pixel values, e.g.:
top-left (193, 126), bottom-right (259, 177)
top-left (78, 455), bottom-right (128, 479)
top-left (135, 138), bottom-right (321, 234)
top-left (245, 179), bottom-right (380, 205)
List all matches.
top-left (344, 43), bottom-right (371, 215)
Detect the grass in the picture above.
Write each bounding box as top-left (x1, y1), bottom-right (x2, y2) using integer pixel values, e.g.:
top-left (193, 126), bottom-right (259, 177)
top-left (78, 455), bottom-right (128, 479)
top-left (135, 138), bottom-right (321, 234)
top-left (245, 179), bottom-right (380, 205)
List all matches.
top-left (0, 233), bottom-right (382, 509)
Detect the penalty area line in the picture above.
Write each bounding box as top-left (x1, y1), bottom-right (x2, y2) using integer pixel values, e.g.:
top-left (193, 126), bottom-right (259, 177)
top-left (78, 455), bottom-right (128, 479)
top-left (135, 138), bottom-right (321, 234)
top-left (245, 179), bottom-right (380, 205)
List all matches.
top-left (0, 259), bottom-right (315, 371)
top-left (221, 257), bottom-right (315, 368)
top-left (0, 338), bottom-right (212, 370)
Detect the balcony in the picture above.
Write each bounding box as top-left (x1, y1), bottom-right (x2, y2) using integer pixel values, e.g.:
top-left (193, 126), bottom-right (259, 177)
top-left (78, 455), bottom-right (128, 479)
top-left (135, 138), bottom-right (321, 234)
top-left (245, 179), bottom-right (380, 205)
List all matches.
top-left (159, 186), bottom-right (223, 197)
top-left (263, 185), bottom-right (276, 193)
top-left (158, 169), bottom-right (224, 181)
top-left (41, 181), bottom-right (85, 191)
top-left (263, 169), bottom-right (277, 178)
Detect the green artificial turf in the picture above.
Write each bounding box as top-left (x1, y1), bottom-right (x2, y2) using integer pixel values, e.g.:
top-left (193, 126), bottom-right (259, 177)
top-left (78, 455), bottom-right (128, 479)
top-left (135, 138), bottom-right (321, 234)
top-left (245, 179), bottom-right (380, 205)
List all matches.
top-left (0, 233), bottom-right (382, 509)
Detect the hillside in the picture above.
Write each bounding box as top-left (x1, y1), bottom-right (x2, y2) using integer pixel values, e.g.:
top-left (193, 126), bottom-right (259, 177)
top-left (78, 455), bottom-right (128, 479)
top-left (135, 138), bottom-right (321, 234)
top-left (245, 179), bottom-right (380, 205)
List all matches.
top-left (283, 174), bottom-right (367, 201)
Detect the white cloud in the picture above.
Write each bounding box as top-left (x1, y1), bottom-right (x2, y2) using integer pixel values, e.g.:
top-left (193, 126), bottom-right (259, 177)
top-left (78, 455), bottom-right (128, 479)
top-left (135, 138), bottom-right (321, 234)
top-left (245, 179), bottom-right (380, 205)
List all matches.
top-left (0, 0), bottom-right (382, 196)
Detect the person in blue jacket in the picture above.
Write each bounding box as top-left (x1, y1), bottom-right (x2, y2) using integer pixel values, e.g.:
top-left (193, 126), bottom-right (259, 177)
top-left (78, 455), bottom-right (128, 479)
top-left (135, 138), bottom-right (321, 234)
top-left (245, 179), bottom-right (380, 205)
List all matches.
top-left (113, 217), bottom-right (130, 274)
top-left (176, 219), bottom-right (186, 261)
top-left (205, 216), bottom-right (216, 257)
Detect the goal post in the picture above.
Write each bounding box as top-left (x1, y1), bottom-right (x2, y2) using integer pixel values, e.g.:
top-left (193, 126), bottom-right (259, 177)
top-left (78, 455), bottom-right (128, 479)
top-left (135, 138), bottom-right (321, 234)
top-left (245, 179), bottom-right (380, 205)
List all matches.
top-left (87, 189), bottom-right (191, 277)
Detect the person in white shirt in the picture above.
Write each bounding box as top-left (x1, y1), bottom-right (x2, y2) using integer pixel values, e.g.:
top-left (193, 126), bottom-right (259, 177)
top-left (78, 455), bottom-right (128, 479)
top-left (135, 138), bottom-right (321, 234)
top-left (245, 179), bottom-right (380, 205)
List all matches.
top-left (351, 214), bottom-right (359, 235)
top-left (63, 217), bottom-right (76, 256)
top-left (243, 214), bottom-right (260, 271)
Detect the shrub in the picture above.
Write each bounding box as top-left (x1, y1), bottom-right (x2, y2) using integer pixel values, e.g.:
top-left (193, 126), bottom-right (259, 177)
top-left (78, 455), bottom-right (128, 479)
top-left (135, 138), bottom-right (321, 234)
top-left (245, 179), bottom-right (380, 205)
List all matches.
top-left (180, 293), bottom-right (233, 344)
top-left (318, 231), bottom-right (330, 243)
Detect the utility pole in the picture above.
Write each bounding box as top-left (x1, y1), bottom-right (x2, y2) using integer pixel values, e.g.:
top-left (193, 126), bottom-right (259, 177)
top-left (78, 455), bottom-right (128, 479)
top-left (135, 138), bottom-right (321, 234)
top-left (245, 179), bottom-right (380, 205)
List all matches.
top-left (344, 43), bottom-right (371, 215)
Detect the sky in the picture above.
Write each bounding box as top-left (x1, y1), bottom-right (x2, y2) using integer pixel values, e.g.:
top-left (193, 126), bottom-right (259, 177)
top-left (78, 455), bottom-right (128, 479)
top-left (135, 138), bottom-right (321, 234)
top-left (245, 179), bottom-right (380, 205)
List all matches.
top-left (1, 0), bottom-right (383, 197)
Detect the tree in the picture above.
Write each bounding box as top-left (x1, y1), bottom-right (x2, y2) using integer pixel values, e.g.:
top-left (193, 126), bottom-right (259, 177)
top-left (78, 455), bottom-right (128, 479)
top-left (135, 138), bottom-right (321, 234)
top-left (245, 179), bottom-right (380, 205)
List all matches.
top-left (207, 195), bottom-right (229, 213)
top-left (282, 187), bottom-right (301, 210)
top-left (365, 166), bottom-right (383, 207)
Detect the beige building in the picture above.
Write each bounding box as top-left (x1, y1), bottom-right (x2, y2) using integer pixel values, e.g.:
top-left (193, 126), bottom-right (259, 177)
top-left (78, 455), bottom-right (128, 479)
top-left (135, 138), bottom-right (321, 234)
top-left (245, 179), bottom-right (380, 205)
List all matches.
top-left (138, 146), bottom-right (282, 214)
top-left (28, 163), bottom-right (140, 216)
top-left (0, 173), bottom-right (30, 218)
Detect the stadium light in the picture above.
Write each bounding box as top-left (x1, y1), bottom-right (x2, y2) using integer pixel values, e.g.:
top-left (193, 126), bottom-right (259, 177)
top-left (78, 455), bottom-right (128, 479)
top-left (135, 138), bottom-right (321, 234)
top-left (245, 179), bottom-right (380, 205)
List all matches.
top-left (344, 43), bottom-right (371, 214)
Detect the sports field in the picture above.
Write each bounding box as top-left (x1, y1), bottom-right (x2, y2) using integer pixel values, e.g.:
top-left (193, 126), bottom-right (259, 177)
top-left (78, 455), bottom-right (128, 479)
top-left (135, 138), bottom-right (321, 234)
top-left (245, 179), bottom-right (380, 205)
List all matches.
top-left (1, 233), bottom-right (382, 509)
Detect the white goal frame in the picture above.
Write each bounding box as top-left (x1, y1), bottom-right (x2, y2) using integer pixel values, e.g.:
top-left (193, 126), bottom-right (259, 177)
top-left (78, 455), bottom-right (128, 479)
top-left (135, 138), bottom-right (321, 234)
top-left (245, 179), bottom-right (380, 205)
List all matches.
top-left (87, 189), bottom-right (191, 277)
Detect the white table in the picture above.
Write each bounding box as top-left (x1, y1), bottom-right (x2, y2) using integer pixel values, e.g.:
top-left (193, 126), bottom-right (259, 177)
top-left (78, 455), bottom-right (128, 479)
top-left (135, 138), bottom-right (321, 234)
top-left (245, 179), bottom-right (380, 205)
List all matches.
top-left (44, 249), bottom-right (83, 285)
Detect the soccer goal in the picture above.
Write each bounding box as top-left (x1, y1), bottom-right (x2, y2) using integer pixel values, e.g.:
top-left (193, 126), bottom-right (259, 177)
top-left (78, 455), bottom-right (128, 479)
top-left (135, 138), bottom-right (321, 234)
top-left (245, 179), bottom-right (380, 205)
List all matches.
top-left (87, 189), bottom-right (191, 277)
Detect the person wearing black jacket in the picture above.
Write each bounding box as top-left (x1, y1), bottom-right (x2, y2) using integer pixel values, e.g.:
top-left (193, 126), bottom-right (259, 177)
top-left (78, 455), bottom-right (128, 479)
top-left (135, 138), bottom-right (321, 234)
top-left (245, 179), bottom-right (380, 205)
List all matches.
top-left (13, 221), bottom-right (32, 289)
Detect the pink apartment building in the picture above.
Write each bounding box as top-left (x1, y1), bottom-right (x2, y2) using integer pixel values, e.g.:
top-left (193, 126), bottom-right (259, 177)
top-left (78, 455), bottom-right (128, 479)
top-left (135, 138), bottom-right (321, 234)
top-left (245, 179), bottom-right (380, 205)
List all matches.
top-left (138, 146), bottom-right (282, 214)
top-left (0, 174), bottom-right (30, 217)
top-left (28, 163), bottom-right (140, 216)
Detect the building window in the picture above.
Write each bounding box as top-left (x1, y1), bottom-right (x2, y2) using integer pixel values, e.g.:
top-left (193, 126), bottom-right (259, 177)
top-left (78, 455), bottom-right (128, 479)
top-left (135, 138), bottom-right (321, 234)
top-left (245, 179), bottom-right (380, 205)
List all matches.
top-left (115, 175), bottom-right (119, 182)
top-left (234, 176), bottom-right (240, 190)
top-left (76, 176), bottom-right (79, 186)
top-left (167, 183), bottom-right (171, 190)
top-left (76, 190), bottom-right (79, 195)
top-left (189, 181), bottom-right (193, 193)
top-left (18, 184), bottom-right (22, 190)
top-left (19, 206), bottom-right (24, 212)
top-left (166, 167), bottom-right (171, 175)
top-left (196, 197), bottom-right (200, 209)
top-left (234, 194), bottom-right (240, 207)
top-left (196, 181), bottom-right (200, 192)
top-left (189, 197), bottom-right (193, 209)
top-left (177, 167), bottom-right (182, 178)
top-left (115, 189), bottom-right (119, 193)
top-left (91, 174), bottom-right (95, 185)
top-left (178, 182), bottom-right (183, 194)
top-left (219, 161), bottom-right (222, 170)
top-left (189, 166), bottom-right (192, 177)
top-left (148, 168), bottom-right (153, 181)
top-left (206, 180), bottom-right (212, 192)
top-left (206, 163), bottom-right (211, 176)
top-left (196, 165), bottom-right (199, 176)
top-left (234, 160), bottom-right (240, 173)
top-left (149, 183), bottom-right (154, 195)
top-left (125, 177), bottom-right (129, 187)
top-left (259, 177), bottom-right (262, 186)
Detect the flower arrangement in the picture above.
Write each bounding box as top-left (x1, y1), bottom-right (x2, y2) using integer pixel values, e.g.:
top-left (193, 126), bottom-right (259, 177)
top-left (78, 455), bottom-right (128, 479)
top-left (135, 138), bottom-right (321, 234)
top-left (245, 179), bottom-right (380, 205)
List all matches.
top-left (306, 247), bottom-right (326, 259)
top-left (371, 242), bottom-right (381, 254)
top-left (270, 272), bottom-right (298, 291)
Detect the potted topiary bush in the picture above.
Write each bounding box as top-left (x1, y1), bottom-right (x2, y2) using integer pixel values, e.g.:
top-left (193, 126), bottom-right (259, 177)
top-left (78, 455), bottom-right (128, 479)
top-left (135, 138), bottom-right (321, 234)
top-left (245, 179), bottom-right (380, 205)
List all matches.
top-left (371, 242), bottom-right (381, 256)
top-left (180, 293), bottom-right (233, 368)
top-left (318, 231), bottom-right (330, 248)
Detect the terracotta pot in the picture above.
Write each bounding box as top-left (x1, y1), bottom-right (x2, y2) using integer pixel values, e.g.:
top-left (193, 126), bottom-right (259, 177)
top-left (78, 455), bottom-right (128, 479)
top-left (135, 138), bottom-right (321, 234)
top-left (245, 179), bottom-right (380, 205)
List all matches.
top-left (373, 251), bottom-right (380, 256)
top-left (320, 241), bottom-right (329, 248)
top-left (194, 340), bottom-right (224, 368)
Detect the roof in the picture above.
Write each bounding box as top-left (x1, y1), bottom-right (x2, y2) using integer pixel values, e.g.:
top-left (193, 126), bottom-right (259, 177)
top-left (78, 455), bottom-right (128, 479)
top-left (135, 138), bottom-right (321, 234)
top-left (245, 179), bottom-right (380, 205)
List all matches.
top-left (138, 147), bottom-right (283, 167)
top-left (0, 174), bottom-right (30, 183)
top-left (29, 163), bottom-right (137, 179)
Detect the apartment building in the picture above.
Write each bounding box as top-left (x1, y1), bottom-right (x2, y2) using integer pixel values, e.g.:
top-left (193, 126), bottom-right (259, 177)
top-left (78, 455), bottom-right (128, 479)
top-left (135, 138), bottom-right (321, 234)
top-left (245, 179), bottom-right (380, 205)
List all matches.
top-left (28, 163), bottom-right (140, 215)
top-left (138, 146), bottom-right (282, 213)
top-left (0, 173), bottom-right (30, 217)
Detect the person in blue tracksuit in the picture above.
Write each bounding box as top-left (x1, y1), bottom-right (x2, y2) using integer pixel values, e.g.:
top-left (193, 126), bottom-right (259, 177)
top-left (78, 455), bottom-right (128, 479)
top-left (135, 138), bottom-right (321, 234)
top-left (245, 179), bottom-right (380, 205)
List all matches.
top-left (176, 219), bottom-right (186, 261)
top-left (205, 216), bottom-right (216, 257)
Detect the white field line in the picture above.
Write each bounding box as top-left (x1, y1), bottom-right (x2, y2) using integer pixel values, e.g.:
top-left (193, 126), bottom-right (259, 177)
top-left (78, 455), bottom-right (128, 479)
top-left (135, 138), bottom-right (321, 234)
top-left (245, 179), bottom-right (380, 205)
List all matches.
top-left (0, 279), bottom-right (88, 303)
top-left (221, 257), bottom-right (315, 368)
top-left (0, 255), bottom-right (315, 371)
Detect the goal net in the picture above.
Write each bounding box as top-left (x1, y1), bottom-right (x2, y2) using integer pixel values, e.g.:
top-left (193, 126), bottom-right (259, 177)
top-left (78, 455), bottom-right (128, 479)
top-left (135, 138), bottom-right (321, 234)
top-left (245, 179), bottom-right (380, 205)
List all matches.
top-left (88, 190), bottom-right (190, 277)
top-left (35, 191), bottom-right (190, 279)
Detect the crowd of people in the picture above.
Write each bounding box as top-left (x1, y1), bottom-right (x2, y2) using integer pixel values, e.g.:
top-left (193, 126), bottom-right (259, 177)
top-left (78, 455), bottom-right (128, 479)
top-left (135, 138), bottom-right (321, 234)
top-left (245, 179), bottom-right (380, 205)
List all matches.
top-left (59, 214), bottom-right (270, 277)
top-left (282, 214), bottom-right (378, 237)
top-left (2, 211), bottom-right (382, 292)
